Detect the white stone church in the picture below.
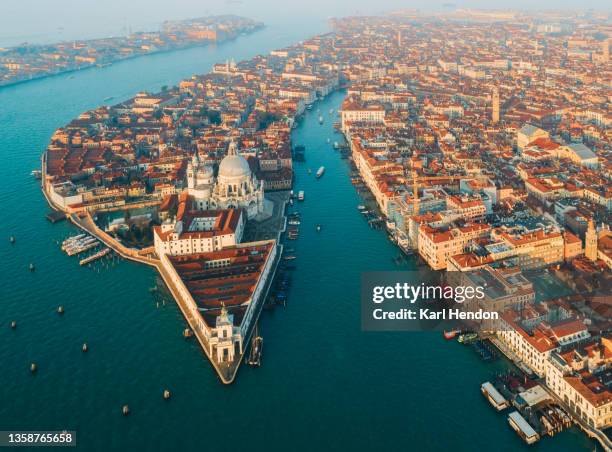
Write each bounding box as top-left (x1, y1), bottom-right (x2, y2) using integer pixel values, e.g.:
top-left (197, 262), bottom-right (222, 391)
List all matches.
top-left (186, 141), bottom-right (266, 219)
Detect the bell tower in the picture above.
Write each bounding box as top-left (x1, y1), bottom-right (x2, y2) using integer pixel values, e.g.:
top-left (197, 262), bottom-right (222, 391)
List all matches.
top-left (585, 219), bottom-right (598, 262)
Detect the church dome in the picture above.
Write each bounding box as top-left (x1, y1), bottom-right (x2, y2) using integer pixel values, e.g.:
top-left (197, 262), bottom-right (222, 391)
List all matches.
top-left (219, 154), bottom-right (251, 178)
top-left (218, 142), bottom-right (251, 179)
top-left (198, 165), bottom-right (213, 178)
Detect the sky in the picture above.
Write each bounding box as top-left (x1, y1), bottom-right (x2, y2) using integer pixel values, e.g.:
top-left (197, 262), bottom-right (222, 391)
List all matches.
top-left (0, 0), bottom-right (610, 47)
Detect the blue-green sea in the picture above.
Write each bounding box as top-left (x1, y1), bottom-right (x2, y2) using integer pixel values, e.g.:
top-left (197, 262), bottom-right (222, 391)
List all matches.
top-left (0, 19), bottom-right (597, 451)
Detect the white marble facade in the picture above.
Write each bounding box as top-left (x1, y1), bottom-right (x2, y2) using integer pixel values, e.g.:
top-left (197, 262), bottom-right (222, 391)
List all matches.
top-left (186, 141), bottom-right (265, 219)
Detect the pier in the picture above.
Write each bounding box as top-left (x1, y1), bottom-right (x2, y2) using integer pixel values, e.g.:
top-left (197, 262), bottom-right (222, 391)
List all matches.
top-left (80, 248), bottom-right (111, 266)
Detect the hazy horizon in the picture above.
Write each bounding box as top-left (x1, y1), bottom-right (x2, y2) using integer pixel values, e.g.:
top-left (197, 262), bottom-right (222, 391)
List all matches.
top-left (1, 0), bottom-right (610, 47)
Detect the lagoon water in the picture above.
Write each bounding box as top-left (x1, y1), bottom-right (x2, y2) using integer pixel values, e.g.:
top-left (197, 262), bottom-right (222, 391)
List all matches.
top-left (0, 20), bottom-right (596, 451)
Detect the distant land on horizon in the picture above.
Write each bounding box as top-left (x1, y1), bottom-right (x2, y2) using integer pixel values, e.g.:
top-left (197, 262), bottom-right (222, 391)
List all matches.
top-left (0, 15), bottom-right (264, 89)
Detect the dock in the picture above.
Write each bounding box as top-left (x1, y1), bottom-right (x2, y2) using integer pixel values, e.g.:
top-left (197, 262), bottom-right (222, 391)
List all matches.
top-left (481, 381), bottom-right (509, 411)
top-left (508, 411), bottom-right (540, 445)
top-left (80, 248), bottom-right (111, 266)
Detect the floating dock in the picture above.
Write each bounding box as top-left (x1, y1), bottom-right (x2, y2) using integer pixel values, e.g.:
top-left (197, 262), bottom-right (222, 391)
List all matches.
top-left (481, 382), bottom-right (509, 411)
top-left (80, 248), bottom-right (111, 266)
top-left (508, 411), bottom-right (540, 445)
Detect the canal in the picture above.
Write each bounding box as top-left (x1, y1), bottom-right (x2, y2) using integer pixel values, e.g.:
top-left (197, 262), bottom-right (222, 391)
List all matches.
top-left (0, 21), bottom-right (597, 452)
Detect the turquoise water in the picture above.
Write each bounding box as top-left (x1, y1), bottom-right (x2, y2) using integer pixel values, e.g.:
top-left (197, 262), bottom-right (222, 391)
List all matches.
top-left (0, 21), bottom-right (597, 451)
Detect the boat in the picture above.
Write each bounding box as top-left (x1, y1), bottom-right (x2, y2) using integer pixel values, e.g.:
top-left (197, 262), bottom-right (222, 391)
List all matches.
top-left (103, 96), bottom-right (114, 101)
top-left (183, 328), bottom-right (193, 338)
top-left (288, 219), bottom-right (300, 226)
top-left (306, 104), bottom-right (312, 110)
top-left (62, 234), bottom-right (86, 247)
top-left (283, 255), bottom-right (296, 261)
top-left (307, 168), bottom-right (312, 174)
top-left (457, 332), bottom-right (478, 344)
top-left (443, 330), bottom-right (460, 340)
top-left (249, 336), bottom-right (263, 367)
top-left (65, 238), bottom-right (99, 256)
top-left (357, 205), bottom-right (366, 211)
top-left (298, 191), bottom-right (304, 201)
top-left (316, 224), bottom-right (322, 232)
top-left (329, 109), bottom-right (334, 114)
top-left (248, 326), bottom-right (263, 366)
top-left (31, 170), bottom-right (42, 179)
top-left (333, 141), bottom-right (339, 149)
top-left (316, 166), bottom-right (325, 179)
top-left (318, 115), bottom-right (324, 124)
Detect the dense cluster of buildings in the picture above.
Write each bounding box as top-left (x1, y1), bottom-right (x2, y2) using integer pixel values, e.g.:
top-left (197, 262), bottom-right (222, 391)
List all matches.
top-left (332, 17), bottom-right (610, 278)
top-left (40, 10), bottom-right (610, 416)
top-left (0, 15), bottom-right (262, 87)
top-left (328, 14), bottom-right (611, 435)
